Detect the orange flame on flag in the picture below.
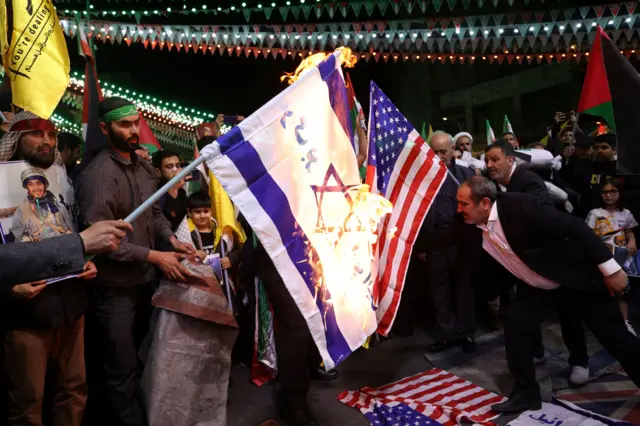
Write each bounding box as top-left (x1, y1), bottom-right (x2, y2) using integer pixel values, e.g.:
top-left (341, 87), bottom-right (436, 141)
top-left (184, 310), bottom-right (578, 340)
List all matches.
top-left (280, 47), bottom-right (358, 85)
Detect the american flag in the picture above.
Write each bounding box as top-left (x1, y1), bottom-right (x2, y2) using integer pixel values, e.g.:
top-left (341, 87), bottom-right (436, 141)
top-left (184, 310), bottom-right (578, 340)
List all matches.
top-left (338, 368), bottom-right (506, 426)
top-left (365, 82), bottom-right (447, 336)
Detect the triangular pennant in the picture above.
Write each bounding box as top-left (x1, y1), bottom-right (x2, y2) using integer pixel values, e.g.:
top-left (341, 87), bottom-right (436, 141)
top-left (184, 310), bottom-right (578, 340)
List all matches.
top-left (419, 0), bottom-right (428, 12)
top-left (521, 11), bottom-right (532, 23)
top-left (550, 33), bottom-right (561, 47)
top-left (440, 17), bottom-right (451, 30)
top-left (326, 3), bottom-right (336, 19)
top-left (365, 1), bottom-right (376, 15)
top-left (290, 6), bottom-right (301, 19)
top-left (562, 8), bottom-right (575, 21)
top-left (579, 6), bottom-right (590, 19)
top-left (279, 6), bottom-right (289, 20)
top-left (515, 54), bottom-right (523, 64)
top-left (624, 28), bottom-right (635, 41)
top-left (479, 15), bottom-right (491, 28)
top-left (471, 37), bottom-right (480, 50)
top-left (302, 4), bottom-right (313, 19)
top-left (507, 13), bottom-right (517, 25)
top-left (537, 11), bottom-right (548, 23)
top-left (517, 24), bottom-right (529, 36)
top-left (626, 1), bottom-right (637, 15)
top-left (594, 5), bottom-right (606, 18)
top-left (506, 54), bottom-right (514, 64)
top-left (492, 15), bottom-right (503, 26)
top-left (613, 16), bottom-right (624, 29)
top-left (433, 0), bottom-right (443, 12)
top-left (378, 0), bottom-right (389, 15)
top-left (436, 37), bottom-right (447, 50)
top-left (264, 7), bottom-right (273, 19)
top-left (314, 4), bottom-right (324, 18)
top-left (462, 0), bottom-right (472, 8)
top-left (243, 8), bottom-right (252, 22)
top-left (539, 34), bottom-right (549, 46)
top-left (350, 1), bottom-right (363, 17)
top-left (448, 0), bottom-right (457, 10)
top-left (610, 3), bottom-right (622, 16)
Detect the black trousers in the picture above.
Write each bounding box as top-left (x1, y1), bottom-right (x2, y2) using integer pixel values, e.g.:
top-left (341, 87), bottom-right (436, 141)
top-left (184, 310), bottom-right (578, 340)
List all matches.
top-left (531, 309), bottom-right (588, 368)
top-left (425, 245), bottom-right (475, 339)
top-left (84, 283), bottom-right (153, 426)
top-left (504, 283), bottom-right (640, 399)
top-left (258, 252), bottom-right (320, 406)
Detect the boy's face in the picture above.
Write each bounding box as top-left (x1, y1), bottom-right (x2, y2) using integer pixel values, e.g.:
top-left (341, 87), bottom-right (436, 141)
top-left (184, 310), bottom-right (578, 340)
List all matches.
top-left (158, 155), bottom-right (182, 181)
top-left (593, 142), bottom-right (615, 162)
top-left (26, 179), bottom-right (46, 198)
top-left (190, 207), bottom-right (212, 229)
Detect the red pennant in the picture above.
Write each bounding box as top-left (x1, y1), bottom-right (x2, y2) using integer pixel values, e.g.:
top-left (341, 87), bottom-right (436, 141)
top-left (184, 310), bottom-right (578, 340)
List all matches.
top-left (594, 5), bottom-right (606, 18)
top-left (521, 12), bottom-right (532, 23)
top-left (452, 17), bottom-right (463, 29)
top-left (458, 56), bottom-right (465, 64)
top-left (375, 21), bottom-right (386, 32)
top-left (625, 1), bottom-right (637, 15)
top-left (469, 56), bottom-right (476, 64)
top-left (306, 24), bottom-right (317, 33)
top-left (610, 3), bottom-right (622, 16)
top-left (488, 55), bottom-right (495, 64)
top-left (382, 54), bottom-right (389, 63)
top-left (373, 53), bottom-right (380, 62)
top-left (496, 55), bottom-right (505, 64)
top-left (625, 50), bottom-right (633, 59)
top-left (545, 54), bottom-right (553, 64)
top-left (363, 22), bottom-right (375, 32)
top-left (428, 54), bottom-right (436, 63)
top-left (284, 25), bottom-right (294, 34)
top-left (143, 40), bottom-right (149, 49)
top-left (525, 55), bottom-right (533, 64)
top-left (535, 11), bottom-right (546, 23)
top-left (426, 17), bottom-right (437, 29)
top-left (507, 13), bottom-right (517, 25)
top-left (440, 17), bottom-right (451, 30)
top-left (439, 55), bottom-right (447, 64)
top-left (294, 24), bottom-right (305, 34)
top-left (151, 40), bottom-right (158, 50)
top-left (515, 55), bottom-right (523, 64)
top-left (506, 54), bottom-right (514, 64)
top-left (392, 54), bottom-right (399, 63)
top-left (555, 53), bottom-right (563, 62)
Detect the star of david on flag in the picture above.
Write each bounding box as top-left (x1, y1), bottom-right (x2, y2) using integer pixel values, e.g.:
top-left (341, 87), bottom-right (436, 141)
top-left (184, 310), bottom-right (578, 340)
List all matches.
top-left (365, 82), bottom-right (448, 336)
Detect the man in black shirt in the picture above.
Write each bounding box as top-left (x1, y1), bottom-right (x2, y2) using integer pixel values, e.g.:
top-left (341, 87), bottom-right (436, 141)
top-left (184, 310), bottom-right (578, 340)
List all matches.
top-left (152, 150), bottom-right (188, 231)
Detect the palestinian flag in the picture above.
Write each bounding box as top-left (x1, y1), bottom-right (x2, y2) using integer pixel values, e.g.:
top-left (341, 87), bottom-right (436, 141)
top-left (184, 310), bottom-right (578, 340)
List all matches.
top-left (486, 119), bottom-right (496, 145)
top-left (578, 26), bottom-right (640, 174)
top-left (503, 114), bottom-right (514, 135)
top-left (138, 115), bottom-right (162, 155)
top-left (77, 19), bottom-right (106, 166)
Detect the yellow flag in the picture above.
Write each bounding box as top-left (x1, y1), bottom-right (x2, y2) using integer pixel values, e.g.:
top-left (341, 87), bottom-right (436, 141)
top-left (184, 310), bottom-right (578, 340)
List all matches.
top-left (208, 170), bottom-right (247, 246)
top-left (0, 0), bottom-right (70, 118)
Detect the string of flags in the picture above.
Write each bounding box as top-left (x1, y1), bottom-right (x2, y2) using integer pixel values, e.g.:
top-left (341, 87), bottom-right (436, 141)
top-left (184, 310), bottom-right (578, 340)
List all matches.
top-left (54, 1), bottom-right (640, 24)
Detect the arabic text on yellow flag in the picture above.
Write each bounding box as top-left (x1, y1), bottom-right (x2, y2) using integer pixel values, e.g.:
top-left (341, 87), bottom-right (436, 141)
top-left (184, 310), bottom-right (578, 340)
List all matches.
top-left (208, 170), bottom-right (247, 246)
top-left (0, 0), bottom-right (70, 118)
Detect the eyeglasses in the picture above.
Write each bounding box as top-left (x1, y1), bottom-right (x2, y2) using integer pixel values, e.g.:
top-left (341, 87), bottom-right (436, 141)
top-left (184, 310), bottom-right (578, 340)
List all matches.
top-left (601, 189), bottom-right (619, 195)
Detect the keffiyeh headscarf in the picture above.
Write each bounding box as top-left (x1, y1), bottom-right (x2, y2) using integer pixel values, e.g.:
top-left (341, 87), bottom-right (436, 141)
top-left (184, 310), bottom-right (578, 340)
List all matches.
top-left (0, 110), bottom-right (63, 165)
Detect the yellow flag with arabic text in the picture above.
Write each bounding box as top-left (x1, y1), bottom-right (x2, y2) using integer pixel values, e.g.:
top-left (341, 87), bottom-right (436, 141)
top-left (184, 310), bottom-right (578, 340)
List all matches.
top-left (0, 0), bottom-right (70, 118)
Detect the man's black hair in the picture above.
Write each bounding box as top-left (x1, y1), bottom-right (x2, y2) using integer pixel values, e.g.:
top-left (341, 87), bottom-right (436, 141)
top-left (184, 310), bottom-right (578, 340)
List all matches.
top-left (187, 191), bottom-right (212, 210)
top-left (57, 132), bottom-right (82, 151)
top-left (484, 140), bottom-right (516, 157)
top-left (593, 133), bottom-right (617, 149)
top-left (152, 149), bottom-right (180, 170)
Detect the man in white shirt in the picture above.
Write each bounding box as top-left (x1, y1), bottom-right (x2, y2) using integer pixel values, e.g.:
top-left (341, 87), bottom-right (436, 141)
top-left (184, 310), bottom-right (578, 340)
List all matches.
top-left (456, 176), bottom-right (639, 413)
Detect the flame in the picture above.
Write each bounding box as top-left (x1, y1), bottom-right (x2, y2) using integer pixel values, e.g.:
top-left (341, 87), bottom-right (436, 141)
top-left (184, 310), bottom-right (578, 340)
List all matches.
top-left (280, 47), bottom-right (358, 85)
top-left (299, 184), bottom-right (393, 331)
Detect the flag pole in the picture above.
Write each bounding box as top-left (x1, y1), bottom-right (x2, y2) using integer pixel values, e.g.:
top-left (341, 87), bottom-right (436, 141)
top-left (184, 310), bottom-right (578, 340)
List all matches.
top-left (219, 240), bottom-right (234, 313)
top-left (124, 154), bottom-right (209, 224)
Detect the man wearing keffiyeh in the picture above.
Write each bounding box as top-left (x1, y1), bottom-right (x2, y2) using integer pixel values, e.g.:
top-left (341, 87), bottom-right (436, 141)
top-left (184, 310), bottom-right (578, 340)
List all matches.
top-left (0, 110), bottom-right (63, 167)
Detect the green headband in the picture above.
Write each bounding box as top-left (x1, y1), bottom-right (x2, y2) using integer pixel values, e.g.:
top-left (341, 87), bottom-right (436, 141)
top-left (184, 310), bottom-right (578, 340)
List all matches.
top-left (100, 104), bottom-right (138, 123)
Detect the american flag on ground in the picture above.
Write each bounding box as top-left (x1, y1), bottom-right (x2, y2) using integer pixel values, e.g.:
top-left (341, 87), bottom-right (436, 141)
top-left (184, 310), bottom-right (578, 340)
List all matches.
top-left (365, 82), bottom-right (447, 336)
top-left (338, 368), bottom-right (506, 426)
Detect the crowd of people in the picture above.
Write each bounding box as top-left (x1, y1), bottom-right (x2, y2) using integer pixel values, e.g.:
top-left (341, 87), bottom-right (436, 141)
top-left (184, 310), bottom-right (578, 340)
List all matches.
top-left (0, 95), bottom-right (638, 426)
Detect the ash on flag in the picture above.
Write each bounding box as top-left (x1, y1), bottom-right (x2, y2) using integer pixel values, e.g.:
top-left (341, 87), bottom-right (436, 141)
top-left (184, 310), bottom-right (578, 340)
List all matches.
top-left (338, 368), bottom-right (505, 426)
top-left (365, 82), bottom-right (447, 336)
top-left (200, 52), bottom-right (389, 370)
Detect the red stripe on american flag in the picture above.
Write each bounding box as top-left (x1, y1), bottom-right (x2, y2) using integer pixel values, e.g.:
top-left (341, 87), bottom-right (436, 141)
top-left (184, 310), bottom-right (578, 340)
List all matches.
top-left (376, 140), bottom-right (446, 334)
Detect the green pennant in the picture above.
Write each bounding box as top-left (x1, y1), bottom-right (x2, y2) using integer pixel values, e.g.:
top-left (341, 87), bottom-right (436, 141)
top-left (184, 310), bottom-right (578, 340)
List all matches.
top-left (134, 12), bottom-right (142, 24)
top-left (462, 0), bottom-right (471, 9)
top-left (404, 0), bottom-right (414, 13)
top-left (290, 5), bottom-right (301, 19)
top-left (278, 6), bottom-right (289, 20)
top-left (264, 7), bottom-right (273, 19)
top-left (477, 0), bottom-right (485, 7)
top-left (243, 8), bottom-right (252, 22)
top-left (447, 0), bottom-right (457, 10)
top-left (364, 1), bottom-right (376, 16)
top-left (351, 1), bottom-right (363, 16)
top-left (378, 0), bottom-right (389, 15)
top-left (433, 0), bottom-right (443, 12)
top-left (302, 4), bottom-right (312, 19)
top-left (492, 0), bottom-right (499, 6)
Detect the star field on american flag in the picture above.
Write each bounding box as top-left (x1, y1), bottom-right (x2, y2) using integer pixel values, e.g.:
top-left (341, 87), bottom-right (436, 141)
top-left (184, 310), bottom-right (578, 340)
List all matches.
top-left (367, 83), bottom-right (413, 194)
top-left (365, 402), bottom-right (442, 426)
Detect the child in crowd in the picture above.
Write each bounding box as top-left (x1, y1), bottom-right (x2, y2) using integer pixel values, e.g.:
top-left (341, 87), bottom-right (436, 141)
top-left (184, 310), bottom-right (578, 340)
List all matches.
top-left (586, 177), bottom-right (637, 335)
top-left (175, 191), bottom-right (240, 281)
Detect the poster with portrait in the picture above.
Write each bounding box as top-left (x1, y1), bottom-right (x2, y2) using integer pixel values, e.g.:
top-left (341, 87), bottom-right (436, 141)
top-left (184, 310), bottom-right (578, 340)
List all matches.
top-left (0, 161), bottom-right (76, 242)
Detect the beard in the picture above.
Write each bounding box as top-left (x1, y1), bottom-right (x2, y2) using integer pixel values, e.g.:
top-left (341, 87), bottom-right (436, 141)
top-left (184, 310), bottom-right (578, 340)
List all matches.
top-left (108, 127), bottom-right (140, 153)
top-left (23, 145), bottom-right (55, 169)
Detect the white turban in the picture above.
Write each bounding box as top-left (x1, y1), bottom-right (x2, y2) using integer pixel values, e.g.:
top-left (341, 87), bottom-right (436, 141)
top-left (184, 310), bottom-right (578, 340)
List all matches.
top-left (453, 132), bottom-right (473, 145)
